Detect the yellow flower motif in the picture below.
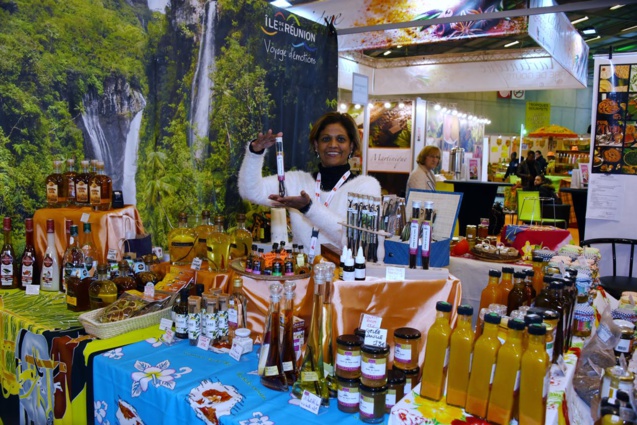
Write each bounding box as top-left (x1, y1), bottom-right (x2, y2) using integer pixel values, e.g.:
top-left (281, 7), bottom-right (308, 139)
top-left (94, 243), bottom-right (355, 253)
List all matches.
top-left (414, 396), bottom-right (465, 424)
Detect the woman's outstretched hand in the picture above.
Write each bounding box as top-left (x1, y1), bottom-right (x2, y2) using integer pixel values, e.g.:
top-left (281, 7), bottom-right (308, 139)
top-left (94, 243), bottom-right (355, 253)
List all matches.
top-left (268, 190), bottom-right (312, 211)
top-left (251, 130), bottom-right (282, 153)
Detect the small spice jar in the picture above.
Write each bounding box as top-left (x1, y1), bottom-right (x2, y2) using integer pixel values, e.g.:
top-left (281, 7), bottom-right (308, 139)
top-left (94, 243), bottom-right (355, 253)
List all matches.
top-left (465, 225), bottom-right (477, 249)
top-left (359, 383), bottom-right (387, 423)
top-left (400, 366), bottom-right (420, 394)
top-left (361, 344), bottom-right (389, 387)
top-left (393, 327), bottom-right (421, 370)
top-left (234, 328), bottom-right (253, 354)
top-left (613, 320), bottom-right (635, 360)
top-left (385, 369), bottom-right (406, 413)
top-left (336, 334), bottom-right (363, 379)
top-left (337, 377), bottom-right (360, 413)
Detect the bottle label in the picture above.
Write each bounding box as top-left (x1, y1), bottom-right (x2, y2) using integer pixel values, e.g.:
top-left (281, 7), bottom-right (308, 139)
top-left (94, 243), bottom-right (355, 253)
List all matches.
top-left (421, 222), bottom-right (431, 254)
top-left (343, 269), bottom-right (355, 281)
top-left (175, 314), bottom-right (188, 334)
top-left (76, 182), bottom-right (88, 202)
top-left (354, 266), bottom-right (365, 280)
top-left (89, 182), bottom-right (101, 205)
top-left (359, 395), bottom-right (375, 418)
top-left (187, 313), bottom-right (201, 340)
top-left (361, 357), bottom-right (386, 380)
top-left (394, 343), bottom-right (412, 363)
top-left (616, 338), bottom-right (632, 353)
top-left (228, 308), bottom-right (238, 327)
top-left (336, 350), bottom-right (361, 371)
top-left (301, 371), bottom-right (318, 382)
top-left (47, 181), bottom-right (59, 203)
top-left (68, 180), bottom-right (76, 199)
top-left (408, 221), bottom-right (419, 253)
top-left (337, 387), bottom-right (360, 407)
top-left (218, 311), bottom-right (228, 336)
top-left (386, 389), bottom-right (396, 408)
top-left (282, 361), bottom-right (293, 372)
top-left (264, 365), bottom-right (279, 377)
top-left (204, 312), bottom-right (217, 339)
top-left (1, 252), bottom-right (13, 286)
top-left (41, 255), bottom-right (54, 288)
top-left (21, 259), bottom-right (34, 285)
top-left (66, 295), bottom-right (77, 306)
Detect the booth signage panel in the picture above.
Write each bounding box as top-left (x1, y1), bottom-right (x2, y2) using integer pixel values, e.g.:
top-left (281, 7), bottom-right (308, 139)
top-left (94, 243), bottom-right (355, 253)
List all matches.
top-left (367, 148), bottom-right (411, 173)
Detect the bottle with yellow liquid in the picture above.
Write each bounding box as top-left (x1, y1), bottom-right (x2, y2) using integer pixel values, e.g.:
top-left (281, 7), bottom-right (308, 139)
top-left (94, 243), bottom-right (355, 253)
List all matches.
top-left (531, 256), bottom-right (545, 296)
top-left (519, 324), bottom-right (550, 425)
top-left (194, 210), bottom-right (214, 259)
top-left (465, 312), bottom-right (502, 418)
top-left (480, 269), bottom-right (501, 311)
top-left (230, 213), bottom-right (253, 259)
top-left (522, 313), bottom-right (543, 351)
top-left (206, 215), bottom-right (232, 272)
top-left (168, 212), bottom-right (196, 265)
top-left (446, 304), bottom-right (474, 407)
top-left (487, 318), bottom-right (525, 424)
top-left (498, 266), bottom-right (514, 305)
top-left (420, 301), bottom-right (452, 401)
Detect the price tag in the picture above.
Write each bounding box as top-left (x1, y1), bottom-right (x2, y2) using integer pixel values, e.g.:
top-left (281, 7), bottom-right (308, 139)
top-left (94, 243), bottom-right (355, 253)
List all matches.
top-left (229, 341), bottom-right (243, 361)
top-left (152, 246), bottom-right (163, 259)
top-left (299, 390), bottom-right (321, 415)
top-left (107, 249), bottom-right (118, 261)
top-left (80, 213), bottom-right (91, 223)
top-left (364, 328), bottom-right (388, 347)
top-left (25, 285), bottom-right (40, 296)
top-left (197, 336), bottom-right (211, 351)
top-left (555, 355), bottom-right (567, 377)
top-left (163, 329), bottom-right (175, 344)
top-left (159, 318), bottom-right (173, 331)
top-left (191, 257), bottom-right (203, 271)
top-left (360, 314), bottom-right (382, 330)
top-left (386, 266), bottom-right (405, 282)
top-left (144, 282), bottom-right (155, 299)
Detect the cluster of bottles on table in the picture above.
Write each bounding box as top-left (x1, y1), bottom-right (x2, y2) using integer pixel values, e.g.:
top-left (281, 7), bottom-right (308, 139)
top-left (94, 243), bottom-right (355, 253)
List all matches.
top-left (45, 158), bottom-right (113, 211)
top-left (167, 210), bottom-right (311, 276)
top-left (170, 277), bottom-right (249, 350)
top-left (0, 215), bottom-right (163, 309)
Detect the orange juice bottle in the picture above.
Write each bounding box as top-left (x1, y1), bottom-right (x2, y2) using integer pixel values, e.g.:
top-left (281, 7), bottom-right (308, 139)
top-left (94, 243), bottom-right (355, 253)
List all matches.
top-left (487, 318), bottom-right (525, 424)
top-left (522, 313), bottom-right (543, 351)
top-left (498, 267), bottom-right (514, 305)
top-left (420, 301), bottom-right (452, 401)
top-left (480, 269), bottom-right (501, 311)
top-left (465, 312), bottom-right (502, 418)
top-left (446, 304), bottom-right (474, 407)
top-left (531, 256), bottom-right (545, 296)
top-left (519, 324), bottom-right (550, 425)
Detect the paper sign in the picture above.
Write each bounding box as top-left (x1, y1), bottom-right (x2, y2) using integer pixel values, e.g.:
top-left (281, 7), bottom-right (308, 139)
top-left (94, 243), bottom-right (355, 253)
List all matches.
top-left (25, 285), bottom-right (40, 295)
top-left (229, 342), bottom-right (243, 361)
top-left (80, 213), bottom-right (91, 223)
top-left (191, 257), bottom-right (203, 271)
top-left (386, 267), bottom-right (405, 282)
top-left (159, 318), bottom-right (173, 331)
top-left (107, 249), bottom-right (118, 261)
top-left (360, 314), bottom-right (382, 330)
top-left (163, 329), bottom-right (175, 344)
top-left (144, 282), bottom-right (155, 299)
top-left (555, 355), bottom-right (567, 377)
top-left (300, 390), bottom-right (321, 415)
top-left (152, 246), bottom-right (163, 259)
top-left (364, 328), bottom-right (388, 347)
top-left (197, 336), bottom-right (211, 351)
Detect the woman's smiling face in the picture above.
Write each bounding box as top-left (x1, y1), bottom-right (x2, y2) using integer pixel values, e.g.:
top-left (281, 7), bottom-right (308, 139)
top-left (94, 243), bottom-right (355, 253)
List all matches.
top-left (314, 123), bottom-right (353, 168)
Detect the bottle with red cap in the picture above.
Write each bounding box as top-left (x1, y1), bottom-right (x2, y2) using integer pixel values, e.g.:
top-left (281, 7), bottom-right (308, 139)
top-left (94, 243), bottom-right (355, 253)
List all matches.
top-left (1, 217), bottom-right (18, 289)
top-left (19, 218), bottom-right (39, 289)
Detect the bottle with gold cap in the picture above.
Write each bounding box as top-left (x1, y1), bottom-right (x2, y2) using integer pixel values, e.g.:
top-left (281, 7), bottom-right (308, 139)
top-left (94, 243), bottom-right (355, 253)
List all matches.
top-left (420, 301), bottom-right (452, 401)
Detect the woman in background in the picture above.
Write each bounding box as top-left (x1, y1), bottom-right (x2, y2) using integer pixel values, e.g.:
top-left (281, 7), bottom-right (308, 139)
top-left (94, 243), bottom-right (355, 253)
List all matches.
top-left (406, 145), bottom-right (441, 194)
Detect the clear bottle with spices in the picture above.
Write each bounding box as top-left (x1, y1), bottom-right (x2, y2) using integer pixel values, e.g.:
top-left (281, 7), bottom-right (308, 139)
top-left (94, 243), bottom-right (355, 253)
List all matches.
top-left (216, 295), bottom-right (230, 347)
top-left (228, 278), bottom-right (248, 342)
top-left (202, 295), bottom-right (218, 345)
top-left (359, 383), bottom-right (387, 424)
top-left (336, 334), bottom-right (363, 379)
top-left (337, 377), bottom-right (360, 413)
top-left (385, 369), bottom-right (406, 413)
top-left (393, 327), bottom-right (421, 370)
top-left (446, 304), bottom-right (475, 408)
top-left (321, 262), bottom-right (337, 397)
top-left (420, 301), bottom-right (452, 401)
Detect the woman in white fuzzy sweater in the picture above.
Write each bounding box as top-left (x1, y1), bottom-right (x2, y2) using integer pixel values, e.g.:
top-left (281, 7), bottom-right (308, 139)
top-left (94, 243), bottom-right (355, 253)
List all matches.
top-left (238, 112), bottom-right (381, 252)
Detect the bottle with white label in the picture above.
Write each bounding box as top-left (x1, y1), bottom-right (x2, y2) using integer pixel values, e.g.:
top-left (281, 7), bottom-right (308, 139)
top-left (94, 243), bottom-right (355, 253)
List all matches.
top-left (354, 246), bottom-right (366, 281)
top-left (465, 312), bottom-right (502, 419)
top-left (40, 219), bottom-right (60, 292)
top-left (408, 201), bottom-right (420, 269)
top-left (1, 217), bottom-right (18, 289)
top-left (342, 249), bottom-right (355, 281)
top-left (202, 295), bottom-right (218, 345)
top-left (519, 324), bottom-right (550, 425)
top-left (421, 201), bottom-right (434, 270)
top-left (174, 288), bottom-right (189, 339)
top-left (228, 278), bottom-right (247, 342)
top-left (19, 218), bottom-right (39, 289)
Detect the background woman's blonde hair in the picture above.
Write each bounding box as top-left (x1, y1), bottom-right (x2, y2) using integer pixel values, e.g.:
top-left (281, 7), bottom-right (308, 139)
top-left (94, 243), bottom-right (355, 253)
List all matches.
top-left (416, 145), bottom-right (442, 166)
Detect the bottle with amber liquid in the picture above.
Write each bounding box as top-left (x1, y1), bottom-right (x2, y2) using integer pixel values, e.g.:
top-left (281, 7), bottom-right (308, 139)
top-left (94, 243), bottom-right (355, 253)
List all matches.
top-left (260, 282), bottom-right (288, 391)
top-left (89, 161), bottom-right (112, 211)
top-left (1, 217), bottom-right (18, 289)
top-left (533, 280), bottom-right (565, 362)
top-left (19, 218), bottom-right (39, 289)
top-left (46, 160), bottom-right (64, 207)
top-left (498, 266), bottom-right (514, 305)
top-left (531, 256), bottom-right (545, 296)
top-left (63, 224), bottom-right (86, 293)
top-left (168, 212), bottom-right (196, 265)
top-left (194, 210), bottom-right (213, 260)
top-left (507, 271), bottom-right (528, 315)
top-left (135, 257), bottom-right (159, 291)
top-left (230, 213), bottom-right (253, 259)
top-left (228, 277), bottom-right (248, 342)
top-left (206, 215), bottom-right (231, 272)
top-left (80, 223), bottom-right (99, 277)
top-left (420, 301), bottom-right (452, 401)
top-left (88, 264), bottom-right (118, 309)
top-left (446, 304), bottom-right (475, 407)
top-left (519, 324), bottom-right (550, 425)
top-left (281, 281), bottom-right (298, 384)
top-left (523, 269), bottom-right (537, 305)
top-left (113, 260), bottom-right (137, 297)
top-left (480, 269), bottom-right (501, 311)
top-left (75, 160), bottom-right (91, 206)
top-left (63, 158), bottom-right (77, 207)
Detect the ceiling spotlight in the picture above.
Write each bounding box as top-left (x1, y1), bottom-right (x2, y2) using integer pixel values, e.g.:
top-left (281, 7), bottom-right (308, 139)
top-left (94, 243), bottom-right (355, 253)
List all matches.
top-left (340, 103), bottom-right (347, 111)
top-left (441, 107), bottom-right (448, 113)
top-left (434, 104), bottom-right (441, 111)
top-left (270, 0), bottom-right (292, 7)
top-left (452, 110), bottom-right (458, 116)
top-left (383, 50), bottom-right (392, 56)
top-left (468, 115), bottom-right (474, 120)
top-left (504, 40), bottom-right (520, 48)
top-left (570, 16), bottom-right (589, 25)
top-left (368, 103), bottom-right (374, 109)
top-left (610, 5), bottom-right (625, 10)
top-left (622, 25), bottom-right (637, 32)
top-left (384, 102), bottom-right (392, 108)
top-left (398, 102), bottom-right (405, 108)
top-left (354, 104), bottom-right (361, 109)
top-left (585, 35), bottom-right (601, 42)
top-left (582, 27), bottom-right (596, 35)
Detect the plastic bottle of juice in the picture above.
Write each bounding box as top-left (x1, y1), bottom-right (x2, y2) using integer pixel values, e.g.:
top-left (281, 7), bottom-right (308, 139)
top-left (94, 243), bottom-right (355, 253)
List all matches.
top-left (507, 271), bottom-right (528, 315)
top-left (487, 318), bottom-right (525, 424)
top-left (446, 304), bottom-right (475, 407)
top-left (465, 312), bottom-right (502, 418)
top-left (480, 269), bottom-right (502, 311)
top-left (498, 267), bottom-right (514, 306)
top-left (420, 301), bottom-right (452, 401)
top-left (531, 256), bottom-right (545, 296)
top-left (522, 313), bottom-right (543, 351)
top-left (519, 324), bottom-right (550, 425)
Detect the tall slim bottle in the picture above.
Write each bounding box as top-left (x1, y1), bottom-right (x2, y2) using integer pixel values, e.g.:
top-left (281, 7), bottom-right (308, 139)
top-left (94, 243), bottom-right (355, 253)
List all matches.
top-left (62, 158), bottom-right (77, 207)
top-left (519, 324), bottom-right (550, 425)
top-left (187, 296), bottom-right (202, 345)
top-left (260, 282), bottom-right (288, 391)
top-left (89, 161), bottom-right (112, 211)
top-left (421, 201), bottom-right (434, 270)
top-left (420, 301), bottom-right (452, 401)
top-left (45, 160), bottom-right (64, 207)
top-left (1, 217), bottom-right (18, 289)
top-left (228, 278), bottom-right (248, 342)
top-left (446, 304), bottom-right (475, 407)
top-left (531, 256), bottom-right (545, 296)
top-left (408, 201), bottom-right (420, 269)
top-left (41, 219), bottom-right (61, 291)
top-left (19, 218), bottom-right (39, 289)
top-left (80, 223), bottom-right (99, 277)
top-left (487, 318), bottom-right (525, 424)
top-left (275, 136), bottom-right (286, 197)
top-left (465, 312), bottom-right (502, 418)
top-left (480, 269), bottom-right (501, 311)
top-left (523, 269), bottom-right (537, 305)
top-left (507, 271), bottom-right (528, 315)
top-left (281, 281), bottom-right (298, 385)
top-left (322, 262), bottom-right (337, 397)
top-left (75, 160), bottom-right (91, 206)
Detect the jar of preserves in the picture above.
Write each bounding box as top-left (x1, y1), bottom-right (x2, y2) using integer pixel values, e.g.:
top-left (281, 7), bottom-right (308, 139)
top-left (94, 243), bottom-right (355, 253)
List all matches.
top-left (393, 327), bottom-right (421, 370)
top-left (466, 225), bottom-right (477, 249)
top-left (613, 320), bottom-right (635, 360)
top-left (400, 366), bottom-right (420, 394)
top-left (600, 366), bottom-right (635, 400)
top-left (359, 383), bottom-right (387, 424)
top-left (361, 344), bottom-right (389, 387)
top-left (337, 377), bottom-right (360, 413)
top-left (336, 334), bottom-right (363, 379)
top-left (385, 369), bottom-right (406, 413)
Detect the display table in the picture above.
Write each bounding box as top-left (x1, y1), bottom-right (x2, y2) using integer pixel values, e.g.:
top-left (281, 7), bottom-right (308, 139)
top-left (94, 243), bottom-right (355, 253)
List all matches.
top-left (501, 224), bottom-right (572, 255)
top-left (389, 351), bottom-right (579, 425)
top-left (33, 205), bottom-right (146, 264)
top-left (560, 188), bottom-right (588, 241)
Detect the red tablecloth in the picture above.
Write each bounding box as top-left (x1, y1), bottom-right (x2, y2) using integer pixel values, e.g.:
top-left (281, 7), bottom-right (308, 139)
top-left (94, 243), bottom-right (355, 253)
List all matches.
top-left (501, 224), bottom-right (572, 256)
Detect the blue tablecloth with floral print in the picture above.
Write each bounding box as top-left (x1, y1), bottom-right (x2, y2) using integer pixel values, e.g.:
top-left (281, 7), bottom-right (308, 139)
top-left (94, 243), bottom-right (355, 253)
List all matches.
top-left (92, 337), bottom-right (390, 425)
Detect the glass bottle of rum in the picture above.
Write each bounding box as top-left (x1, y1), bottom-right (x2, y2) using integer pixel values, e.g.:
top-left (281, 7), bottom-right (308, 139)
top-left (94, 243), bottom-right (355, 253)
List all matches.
top-left (228, 277), bottom-right (248, 342)
top-left (65, 226), bottom-right (90, 311)
top-left (281, 281), bottom-right (298, 385)
top-left (206, 215), bottom-right (231, 272)
top-left (62, 223), bottom-right (83, 292)
top-left (63, 158), bottom-right (77, 207)
top-left (230, 213), bottom-right (253, 259)
top-left (75, 160), bottom-right (91, 206)
top-left (1, 217), bottom-right (18, 289)
top-left (88, 264), bottom-right (118, 308)
top-left (168, 212), bottom-right (196, 265)
top-left (80, 222), bottom-right (99, 277)
top-left (19, 218), bottom-right (39, 289)
top-left (46, 160), bottom-right (64, 208)
top-left (113, 260), bottom-right (137, 297)
top-left (194, 210), bottom-right (214, 260)
top-left (89, 161), bottom-right (112, 211)
top-left (260, 282), bottom-right (288, 391)
top-left (40, 219), bottom-right (61, 292)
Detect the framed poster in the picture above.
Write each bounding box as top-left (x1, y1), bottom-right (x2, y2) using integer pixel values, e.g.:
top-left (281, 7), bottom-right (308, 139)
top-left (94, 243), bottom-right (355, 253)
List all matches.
top-left (579, 163), bottom-right (589, 185)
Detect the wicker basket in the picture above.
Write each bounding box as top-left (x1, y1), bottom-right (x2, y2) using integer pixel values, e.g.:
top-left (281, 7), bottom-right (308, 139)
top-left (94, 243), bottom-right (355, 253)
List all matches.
top-left (78, 306), bottom-right (172, 339)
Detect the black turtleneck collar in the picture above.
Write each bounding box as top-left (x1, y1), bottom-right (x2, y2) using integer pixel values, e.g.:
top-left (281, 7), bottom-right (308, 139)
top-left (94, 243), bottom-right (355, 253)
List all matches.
top-left (313, 163), bottom-right (354, 191)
